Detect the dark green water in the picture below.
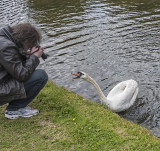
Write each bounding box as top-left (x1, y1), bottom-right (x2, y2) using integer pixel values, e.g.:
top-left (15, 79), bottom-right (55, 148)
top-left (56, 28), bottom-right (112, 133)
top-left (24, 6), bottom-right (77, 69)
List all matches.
top-left (0, 0), bottom-right (160, 137)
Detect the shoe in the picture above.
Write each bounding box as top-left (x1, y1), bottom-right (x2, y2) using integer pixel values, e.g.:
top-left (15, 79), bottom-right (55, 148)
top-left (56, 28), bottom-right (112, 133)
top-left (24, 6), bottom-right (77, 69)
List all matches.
top-left (5, 106), bottom-right (39, 119)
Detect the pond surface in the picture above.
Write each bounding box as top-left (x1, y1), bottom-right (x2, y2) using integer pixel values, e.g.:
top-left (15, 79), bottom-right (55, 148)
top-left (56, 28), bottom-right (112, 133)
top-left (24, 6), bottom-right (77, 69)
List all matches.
top-left (0, 0), bottom-right (160, 137)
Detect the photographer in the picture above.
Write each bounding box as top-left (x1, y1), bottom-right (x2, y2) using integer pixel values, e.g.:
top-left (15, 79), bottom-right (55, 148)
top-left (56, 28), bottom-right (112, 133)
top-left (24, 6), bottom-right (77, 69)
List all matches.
top-left (0, 23), bottom-right (48, 119)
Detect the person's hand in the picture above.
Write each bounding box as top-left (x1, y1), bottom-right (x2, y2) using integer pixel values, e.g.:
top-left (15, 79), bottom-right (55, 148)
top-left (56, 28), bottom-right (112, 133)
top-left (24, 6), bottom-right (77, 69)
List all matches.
top-left (31, 46), bottom-right (44, 58)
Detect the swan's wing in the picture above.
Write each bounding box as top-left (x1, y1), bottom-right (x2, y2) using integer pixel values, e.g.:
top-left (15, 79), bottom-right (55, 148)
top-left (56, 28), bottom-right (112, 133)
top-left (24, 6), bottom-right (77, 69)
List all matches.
top-left (106, 80), bottom-right (138, 112)
top-left (129, 87), bottom-right (139, 106)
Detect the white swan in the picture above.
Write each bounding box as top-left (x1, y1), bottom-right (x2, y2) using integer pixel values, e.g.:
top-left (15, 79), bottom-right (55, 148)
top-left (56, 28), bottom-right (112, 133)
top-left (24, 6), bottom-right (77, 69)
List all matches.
top-left (72, 72), bottom-right (139, 112)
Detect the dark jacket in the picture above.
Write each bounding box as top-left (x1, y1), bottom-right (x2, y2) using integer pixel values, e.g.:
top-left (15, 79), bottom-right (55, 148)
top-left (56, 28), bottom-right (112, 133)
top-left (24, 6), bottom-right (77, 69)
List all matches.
top-left (0, 26), bottom-right (40, 105)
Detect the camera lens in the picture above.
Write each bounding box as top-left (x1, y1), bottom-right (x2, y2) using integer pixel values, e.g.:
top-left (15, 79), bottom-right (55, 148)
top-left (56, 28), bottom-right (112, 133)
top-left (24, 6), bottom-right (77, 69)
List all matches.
top-left (41, 53), bottom-right (48, 60)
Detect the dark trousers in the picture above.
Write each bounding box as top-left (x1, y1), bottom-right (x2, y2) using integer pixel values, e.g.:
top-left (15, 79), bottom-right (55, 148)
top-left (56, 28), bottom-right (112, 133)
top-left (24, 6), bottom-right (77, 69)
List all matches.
top-left (6, 69), bottom-right (48, 111)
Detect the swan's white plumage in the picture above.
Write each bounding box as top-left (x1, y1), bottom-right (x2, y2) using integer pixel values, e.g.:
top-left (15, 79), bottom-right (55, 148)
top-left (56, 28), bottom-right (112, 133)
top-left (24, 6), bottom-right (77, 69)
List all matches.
top-left (76, 72), bottom-right (139, 112)
top-left (106, 80), bottom-right (139, 112)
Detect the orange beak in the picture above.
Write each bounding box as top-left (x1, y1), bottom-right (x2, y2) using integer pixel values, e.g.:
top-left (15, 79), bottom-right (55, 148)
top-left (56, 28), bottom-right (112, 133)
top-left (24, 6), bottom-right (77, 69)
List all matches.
top-left (72, 72), bottom-right (81, 78)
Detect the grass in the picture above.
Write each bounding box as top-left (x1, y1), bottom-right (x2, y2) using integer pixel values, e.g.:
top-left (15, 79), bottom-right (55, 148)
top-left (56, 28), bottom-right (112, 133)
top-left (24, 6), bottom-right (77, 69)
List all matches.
top-left (0, 81), bottom-right (160, 151)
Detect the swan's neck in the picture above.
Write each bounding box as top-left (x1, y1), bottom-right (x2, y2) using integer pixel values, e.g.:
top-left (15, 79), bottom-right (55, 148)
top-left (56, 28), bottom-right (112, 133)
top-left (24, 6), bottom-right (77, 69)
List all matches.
top-left (85, 75), bottom-right (106, 103)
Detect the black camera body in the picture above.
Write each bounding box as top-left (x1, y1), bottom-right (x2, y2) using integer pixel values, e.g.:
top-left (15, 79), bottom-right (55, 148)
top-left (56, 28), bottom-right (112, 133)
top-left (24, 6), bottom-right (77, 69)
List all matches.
top-left (36, 45), bottom-right (49, 60)
top-left (41, 52), bottom-right (48, 60)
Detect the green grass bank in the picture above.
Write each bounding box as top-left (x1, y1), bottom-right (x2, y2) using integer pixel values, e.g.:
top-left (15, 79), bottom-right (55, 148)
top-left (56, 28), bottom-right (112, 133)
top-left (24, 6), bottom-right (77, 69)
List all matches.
top-left (0, 81), bottom-right (160, 151)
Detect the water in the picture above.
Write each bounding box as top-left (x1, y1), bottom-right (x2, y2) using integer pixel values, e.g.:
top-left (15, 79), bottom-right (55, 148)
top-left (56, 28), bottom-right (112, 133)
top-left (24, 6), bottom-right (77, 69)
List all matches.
top-left (0, 0), bottom-right (160, 137)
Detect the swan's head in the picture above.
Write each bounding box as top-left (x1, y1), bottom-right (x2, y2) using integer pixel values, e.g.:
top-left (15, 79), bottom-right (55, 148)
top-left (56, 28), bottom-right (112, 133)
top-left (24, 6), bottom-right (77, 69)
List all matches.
top-left (72, 71), bottom-right (88, 80)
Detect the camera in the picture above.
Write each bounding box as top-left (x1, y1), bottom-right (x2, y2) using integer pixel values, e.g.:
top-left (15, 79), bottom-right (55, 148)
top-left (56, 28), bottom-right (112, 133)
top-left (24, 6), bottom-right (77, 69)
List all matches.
top-left (36, 45), bottom-right (49, 60)
top-left (41, 52), bottom-right (48, 60)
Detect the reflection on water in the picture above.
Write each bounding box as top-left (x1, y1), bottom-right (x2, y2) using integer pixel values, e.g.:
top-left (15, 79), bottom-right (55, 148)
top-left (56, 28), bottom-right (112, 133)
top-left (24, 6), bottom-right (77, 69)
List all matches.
top-left (0, 0), bottom-right (160, 137)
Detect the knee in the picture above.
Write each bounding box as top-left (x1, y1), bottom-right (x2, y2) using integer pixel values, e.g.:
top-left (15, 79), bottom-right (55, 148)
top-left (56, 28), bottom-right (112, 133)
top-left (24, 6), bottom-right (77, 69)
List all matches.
top-left (34, 69), bottom-right (48, 83)
top-left (24, 69), bottom-right (48, 90)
